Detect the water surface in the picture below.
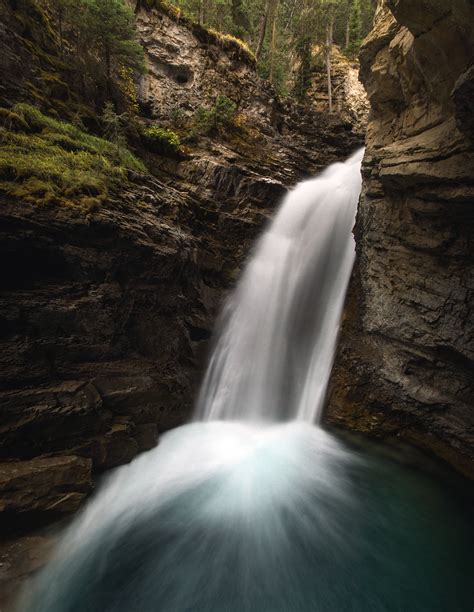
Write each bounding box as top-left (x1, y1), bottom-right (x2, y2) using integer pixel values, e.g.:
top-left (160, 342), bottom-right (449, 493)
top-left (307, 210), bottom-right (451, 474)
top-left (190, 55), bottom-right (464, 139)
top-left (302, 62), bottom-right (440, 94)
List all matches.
top-left (21, 422), bottom-right (474, 612)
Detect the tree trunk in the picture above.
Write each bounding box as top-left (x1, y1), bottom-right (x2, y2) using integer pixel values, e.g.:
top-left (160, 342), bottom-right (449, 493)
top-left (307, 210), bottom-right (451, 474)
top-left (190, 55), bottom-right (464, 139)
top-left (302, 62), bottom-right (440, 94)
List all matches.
top-left (269, 1), bottom-right (278, 82)
top-left (284, 0), bottom-right (297, 31)
top-left (199, 0), bottom-right (210, 25)
top-left (105, 44), bottom-right (113, 101)
top-left (58, 12), bottom-right (63, 56)
top-left (199, 0), bottom-right (204, 26)
top-left (326, 16), bottom-right (334, 113)
top-left (105, 45), bottom-right (111, 82)
top-left (345, 1), bottom-right (351, 48)
top-left (255, 0), bottom-right (272, 61)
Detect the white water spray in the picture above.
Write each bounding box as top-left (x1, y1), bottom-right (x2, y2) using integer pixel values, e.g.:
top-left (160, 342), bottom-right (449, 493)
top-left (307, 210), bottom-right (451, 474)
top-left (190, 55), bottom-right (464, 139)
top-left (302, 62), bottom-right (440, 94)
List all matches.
top-left (197, 147), bottom-right (364, 422)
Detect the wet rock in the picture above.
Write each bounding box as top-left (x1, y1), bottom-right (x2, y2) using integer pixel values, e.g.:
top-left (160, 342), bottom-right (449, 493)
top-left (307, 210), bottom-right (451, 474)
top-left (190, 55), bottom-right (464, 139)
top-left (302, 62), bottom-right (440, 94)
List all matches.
top-left (0, 534), bottom-right (56, 611)
top-left (0, 456), bottom-right (92, 520)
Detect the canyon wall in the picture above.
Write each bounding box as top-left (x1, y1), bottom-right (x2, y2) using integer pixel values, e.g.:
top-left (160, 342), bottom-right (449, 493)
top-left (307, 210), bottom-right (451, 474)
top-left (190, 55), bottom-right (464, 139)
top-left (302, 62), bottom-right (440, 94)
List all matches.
top-left (0, 0), bottom-right (361, 530)
top-left (327, 0), bottom-right (474, 477)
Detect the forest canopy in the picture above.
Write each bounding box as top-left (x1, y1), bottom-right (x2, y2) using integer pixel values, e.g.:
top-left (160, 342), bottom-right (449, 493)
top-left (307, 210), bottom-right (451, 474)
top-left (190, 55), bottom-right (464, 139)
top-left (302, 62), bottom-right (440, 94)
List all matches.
top-left (166, 0), bottom-right (376, 95)
top-left (46, 0), bottom-right (375, 105)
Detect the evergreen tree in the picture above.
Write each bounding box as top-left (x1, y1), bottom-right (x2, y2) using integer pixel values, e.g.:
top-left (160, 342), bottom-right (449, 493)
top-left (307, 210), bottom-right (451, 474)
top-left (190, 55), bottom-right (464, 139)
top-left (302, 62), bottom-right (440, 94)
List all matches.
top-left (49, 0), bottom-right (145, 109)
top-left (53, 0), bottom-right (74, 55)
top-left (81, 0), bottom-right (145, 83)
top-left (163, 0), bottom-right (375, 97)
top-left (52, 0), bottom-right (374, 102)
top-left (102, 101), bottom-right (128, 155)
top-left (349, 0), bottom-right (362, 46)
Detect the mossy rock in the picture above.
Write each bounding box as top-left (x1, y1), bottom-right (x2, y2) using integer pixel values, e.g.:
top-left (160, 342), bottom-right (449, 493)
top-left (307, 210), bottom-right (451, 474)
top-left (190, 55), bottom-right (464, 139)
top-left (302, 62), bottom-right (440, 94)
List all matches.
top-left (0, 108), bottom-right (29, 131)
top-left (39, 71), bottom-right (71, 101)
top-left (0, 103), bottom-right (146, 210)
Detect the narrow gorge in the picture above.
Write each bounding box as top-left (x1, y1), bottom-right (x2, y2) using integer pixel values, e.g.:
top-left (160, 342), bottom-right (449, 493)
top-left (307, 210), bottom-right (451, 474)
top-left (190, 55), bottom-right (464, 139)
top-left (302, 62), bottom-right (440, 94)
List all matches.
top-left (0, 0), bottom-right (473, 609)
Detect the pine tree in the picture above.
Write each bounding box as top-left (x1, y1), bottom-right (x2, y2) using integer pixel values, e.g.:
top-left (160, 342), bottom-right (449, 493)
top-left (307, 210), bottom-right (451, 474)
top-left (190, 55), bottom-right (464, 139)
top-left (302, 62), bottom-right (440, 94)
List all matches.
top-left (349, 0), bottom-right (362, 45)
top-left (82, 0), bottom-right (145, 84)
top-left (161, 0), bottom-right (375, 96)
top-left (49, 0), bottom-right (145, 107)
top-left (53, 0), bottom-right (74, 55)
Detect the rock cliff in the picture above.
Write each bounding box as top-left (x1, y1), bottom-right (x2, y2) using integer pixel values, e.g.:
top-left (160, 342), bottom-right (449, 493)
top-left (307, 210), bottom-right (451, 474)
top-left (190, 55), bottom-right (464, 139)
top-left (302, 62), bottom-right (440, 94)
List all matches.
top-left (307, 45), bottom-right (369, 134)
top-left (0, 0), bottom-right (361, 531)
top-left (326, 0), bottom-right (474, 477)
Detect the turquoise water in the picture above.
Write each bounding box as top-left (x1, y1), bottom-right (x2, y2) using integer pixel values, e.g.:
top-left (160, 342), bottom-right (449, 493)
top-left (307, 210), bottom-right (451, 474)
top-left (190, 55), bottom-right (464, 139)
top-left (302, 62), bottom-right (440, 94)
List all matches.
top-left (21, 422), bottom-right (474, 612)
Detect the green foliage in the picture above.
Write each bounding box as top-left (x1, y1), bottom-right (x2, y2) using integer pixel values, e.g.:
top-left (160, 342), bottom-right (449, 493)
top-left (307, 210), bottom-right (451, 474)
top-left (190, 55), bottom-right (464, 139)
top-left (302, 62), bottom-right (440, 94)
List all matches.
top-left (141, 126), bottom-right (182, 156)
top-left (293, 35), bottom-right (313, 100)
top-left (349, 0), bottom-right (362, 42)
top-left (49, 0), bottom-right (145, 110)
top-left (102, 101), bottom-right (128, 150)
top-left (169, 107), bottom-right (188, 128)
top-left (80, 0), bottom-right (145, 77)
top-left (0, 103), bottom-right (145, 208)
top-left (144, 1), bottom-right (255, 64)
top-left (206, 28), bottom-right (256, 61)
top-left (193, 95), bottom-right (238, 136)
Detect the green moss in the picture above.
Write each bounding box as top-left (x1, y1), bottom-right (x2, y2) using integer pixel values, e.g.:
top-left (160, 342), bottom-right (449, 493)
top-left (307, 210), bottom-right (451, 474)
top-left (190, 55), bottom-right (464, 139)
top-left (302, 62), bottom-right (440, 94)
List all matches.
top-left (0, 103), bottom-right (145, 209)
top-left (24, 80), bottom-right (49, 106)
top-left (12, 1), bottom-right (56, 51)
top-left (141, 0), bottom-right (181, 19)
top-left (40, 71), bottom-right (70, 87)
top-left (0, 108), bottom-right (30, 131)
top-left (206, 28), bottom-right (255, 62)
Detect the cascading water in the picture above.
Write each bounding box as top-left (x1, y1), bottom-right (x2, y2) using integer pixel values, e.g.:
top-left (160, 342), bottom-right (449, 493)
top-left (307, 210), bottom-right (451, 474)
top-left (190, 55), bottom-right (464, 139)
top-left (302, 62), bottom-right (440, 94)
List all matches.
top-left (196, 148), bottom-right (363, 422)
top-left (19, 150), bottom-right (474, 612)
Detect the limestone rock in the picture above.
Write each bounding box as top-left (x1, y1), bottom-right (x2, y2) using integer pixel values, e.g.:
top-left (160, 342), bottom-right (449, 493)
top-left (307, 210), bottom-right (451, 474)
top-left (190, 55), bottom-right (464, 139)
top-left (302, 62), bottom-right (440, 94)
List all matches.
top-left (135, 4), bottom-right (274, 133)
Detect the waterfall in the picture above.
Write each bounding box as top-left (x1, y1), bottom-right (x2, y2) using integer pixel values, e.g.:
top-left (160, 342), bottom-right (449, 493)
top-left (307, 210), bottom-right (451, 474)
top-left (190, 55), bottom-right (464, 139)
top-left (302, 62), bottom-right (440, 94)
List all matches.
top-left (21, 149), bottom-right (472, 612)
top-left (197, 147), bottom-right (364, 422)
top-left (19, 149), bottom-right (365, 612)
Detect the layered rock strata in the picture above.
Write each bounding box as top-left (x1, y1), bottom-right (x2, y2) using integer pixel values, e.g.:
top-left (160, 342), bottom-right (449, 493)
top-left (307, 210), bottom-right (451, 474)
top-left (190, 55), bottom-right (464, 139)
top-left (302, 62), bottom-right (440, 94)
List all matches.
top-left (0, 1), bottom-right (361, 529)
top-left (326, 0), bottom-right (474, 477)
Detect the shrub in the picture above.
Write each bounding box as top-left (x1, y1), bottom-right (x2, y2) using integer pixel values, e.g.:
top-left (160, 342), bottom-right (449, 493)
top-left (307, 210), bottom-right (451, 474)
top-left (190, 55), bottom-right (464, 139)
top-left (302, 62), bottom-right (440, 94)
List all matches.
top-left (0, 103), bottom-right (145, 209)
top-left (193, 95), bottom-right (237, 136)
top-left (141, 126), bottom-right (181, 156)
top-left (102, 102), bottom-right (128, 151)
